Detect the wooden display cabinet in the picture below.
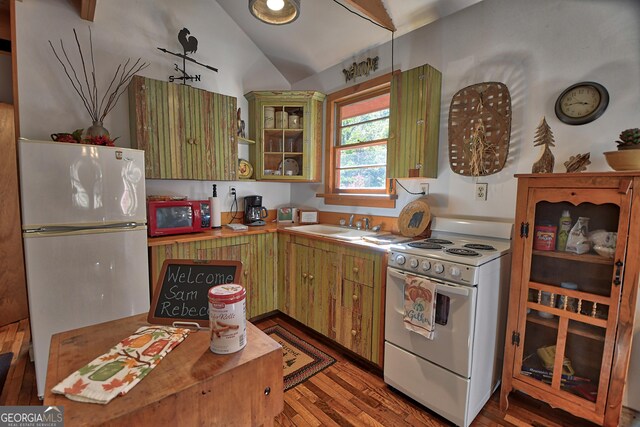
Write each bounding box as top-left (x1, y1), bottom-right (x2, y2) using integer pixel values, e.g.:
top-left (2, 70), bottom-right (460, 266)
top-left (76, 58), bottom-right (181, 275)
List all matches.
top-left (501, 173), bottom-right (640, 426)
top-left (245, 91), bottom-right (325, 181)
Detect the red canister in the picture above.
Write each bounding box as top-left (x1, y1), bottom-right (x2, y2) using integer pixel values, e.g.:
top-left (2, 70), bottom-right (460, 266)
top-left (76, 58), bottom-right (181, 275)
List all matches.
top-left (208, 284), bottom-right (247, 354)
top-left (533, 224), bottom-right (557, 251)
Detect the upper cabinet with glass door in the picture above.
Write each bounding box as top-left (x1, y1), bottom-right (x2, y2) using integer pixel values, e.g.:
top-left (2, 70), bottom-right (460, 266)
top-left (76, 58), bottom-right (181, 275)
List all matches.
top-left (501, 173), bottom-right (640, 427)
top-left (245, 91), bottom-right (325, 181)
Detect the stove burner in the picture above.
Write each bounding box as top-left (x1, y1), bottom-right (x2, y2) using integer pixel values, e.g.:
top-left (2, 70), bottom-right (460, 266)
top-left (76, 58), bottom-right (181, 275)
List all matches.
top-left (408, 242), bottom-right (443, 250)
top-left (424, 238), bottom-right (453, 245)
top-left (464, 243), bottom-right (496, 251)
top-left (446, 248), bottom-right (481, 257)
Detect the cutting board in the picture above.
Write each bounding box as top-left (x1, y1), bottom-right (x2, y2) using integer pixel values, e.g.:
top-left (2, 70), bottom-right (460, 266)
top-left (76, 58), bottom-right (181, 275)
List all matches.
top-left (398, 197), bottom-right (432, 237)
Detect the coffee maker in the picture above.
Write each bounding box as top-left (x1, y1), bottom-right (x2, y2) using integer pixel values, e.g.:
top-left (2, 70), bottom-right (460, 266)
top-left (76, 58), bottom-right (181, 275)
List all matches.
top-left (244, 195), bottom-right (268, 226)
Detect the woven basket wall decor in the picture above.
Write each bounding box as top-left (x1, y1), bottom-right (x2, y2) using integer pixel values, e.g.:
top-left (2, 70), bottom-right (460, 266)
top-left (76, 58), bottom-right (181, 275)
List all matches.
top-left (448, 82), bottom-right (512, 176)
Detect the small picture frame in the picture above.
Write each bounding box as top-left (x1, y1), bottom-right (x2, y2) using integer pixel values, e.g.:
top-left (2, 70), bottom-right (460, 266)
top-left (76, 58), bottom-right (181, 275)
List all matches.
top-left (277, 207), bottom-right (294, 223)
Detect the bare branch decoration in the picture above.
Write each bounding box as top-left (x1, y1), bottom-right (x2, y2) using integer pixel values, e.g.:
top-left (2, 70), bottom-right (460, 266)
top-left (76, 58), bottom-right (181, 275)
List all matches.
top-left (49, 27), bottom-right (149, 124)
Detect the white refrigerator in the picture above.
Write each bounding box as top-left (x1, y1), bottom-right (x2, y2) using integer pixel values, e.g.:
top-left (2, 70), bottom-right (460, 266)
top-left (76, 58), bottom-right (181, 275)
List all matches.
top-left (18, 139), bottom-right (150, 398)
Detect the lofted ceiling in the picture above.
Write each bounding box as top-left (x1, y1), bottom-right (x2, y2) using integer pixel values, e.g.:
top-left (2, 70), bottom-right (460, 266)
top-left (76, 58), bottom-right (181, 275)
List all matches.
top-left (215, 0), bottom-right (483, 85)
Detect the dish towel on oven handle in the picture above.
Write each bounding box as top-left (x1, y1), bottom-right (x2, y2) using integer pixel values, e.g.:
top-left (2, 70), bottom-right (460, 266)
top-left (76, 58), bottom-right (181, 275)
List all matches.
top-left (403, 274), bottom-right (437, 339)
top-left (51, 325), bottom-right (190, 404)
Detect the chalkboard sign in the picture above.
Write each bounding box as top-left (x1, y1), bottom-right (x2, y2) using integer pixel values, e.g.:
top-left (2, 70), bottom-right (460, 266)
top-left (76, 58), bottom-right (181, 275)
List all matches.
top-left (148, 259), bottom-right (242, 328)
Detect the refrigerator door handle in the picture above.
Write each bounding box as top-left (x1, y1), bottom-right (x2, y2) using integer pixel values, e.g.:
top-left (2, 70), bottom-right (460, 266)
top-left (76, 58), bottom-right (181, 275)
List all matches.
top-left (25, 222), bottom-right (143, 234)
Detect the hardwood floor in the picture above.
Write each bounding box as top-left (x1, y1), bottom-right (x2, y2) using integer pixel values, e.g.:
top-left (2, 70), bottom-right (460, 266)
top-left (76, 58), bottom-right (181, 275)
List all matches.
top-left (1, 315), bottom-right (638, 426)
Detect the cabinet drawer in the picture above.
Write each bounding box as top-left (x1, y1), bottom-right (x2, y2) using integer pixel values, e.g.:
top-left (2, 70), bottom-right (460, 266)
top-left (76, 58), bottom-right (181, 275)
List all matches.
top-left (342, 255), bottom-right (374, 286)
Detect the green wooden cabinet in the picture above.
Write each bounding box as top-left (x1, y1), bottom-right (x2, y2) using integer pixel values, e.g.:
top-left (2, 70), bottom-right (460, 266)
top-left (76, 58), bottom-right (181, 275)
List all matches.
top-left (245, 90), bottom-right (325, 181)
top-left (279, 234), bottom-right (384, 365)
top-left (129, 76), bottom-right (238, 180)
top-left (287, 243), bottom-right (339, 336)
top-left (149, 233), bottom-right (277, 320)
top-left (388, 64), bottom-right (442, 178)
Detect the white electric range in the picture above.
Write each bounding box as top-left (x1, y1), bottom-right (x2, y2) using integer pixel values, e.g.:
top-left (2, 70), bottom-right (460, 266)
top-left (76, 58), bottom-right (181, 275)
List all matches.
top-left (384, 217), bottom-right (513, 427)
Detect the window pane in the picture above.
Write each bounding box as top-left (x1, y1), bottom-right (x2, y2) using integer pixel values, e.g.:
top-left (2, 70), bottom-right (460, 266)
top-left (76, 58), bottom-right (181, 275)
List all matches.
top-left (340, 116), bottom-right (389, 146)
top-left (338, 145), bottom-right (387, 168)
top-left (338, 167), bottom-right (386, 189)
top-left (342, 109), bottom-right (389, 126)
top-left (339, 92), bottom-right (390, 125)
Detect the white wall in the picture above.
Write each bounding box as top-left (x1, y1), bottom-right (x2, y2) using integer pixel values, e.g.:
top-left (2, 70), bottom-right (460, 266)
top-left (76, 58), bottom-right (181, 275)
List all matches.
top-left (292, 0), bottom-right (640, 410)
top-left (292, 0), bottom-right (640, 222)
top-left (14, 0), bottom-right (293, 210)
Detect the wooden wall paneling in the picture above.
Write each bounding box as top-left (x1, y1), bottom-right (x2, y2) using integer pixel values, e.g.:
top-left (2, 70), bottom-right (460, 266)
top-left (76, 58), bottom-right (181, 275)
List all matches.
top-left (0, 103), bottom-right (28, 326)
top-left (10, 0), bottom-right (18, 133)
top-left (0, 8), bottom-right (10, 40)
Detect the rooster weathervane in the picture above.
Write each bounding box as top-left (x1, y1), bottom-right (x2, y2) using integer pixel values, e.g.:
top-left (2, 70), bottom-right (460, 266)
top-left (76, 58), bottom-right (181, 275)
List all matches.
top-left (157, 28), bottom-right (218, 84)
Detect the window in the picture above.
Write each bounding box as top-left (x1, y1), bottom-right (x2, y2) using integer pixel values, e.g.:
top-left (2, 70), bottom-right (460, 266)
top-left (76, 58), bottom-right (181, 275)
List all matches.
top-left (320, 73), bottom-right (396, 208)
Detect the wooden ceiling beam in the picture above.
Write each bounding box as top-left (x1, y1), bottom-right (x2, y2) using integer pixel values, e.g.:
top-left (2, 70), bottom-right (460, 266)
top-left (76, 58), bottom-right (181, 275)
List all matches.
top-left (73, 0), bottom-right (97, 22)
top-left (343, 0), bottom-right (395, 32)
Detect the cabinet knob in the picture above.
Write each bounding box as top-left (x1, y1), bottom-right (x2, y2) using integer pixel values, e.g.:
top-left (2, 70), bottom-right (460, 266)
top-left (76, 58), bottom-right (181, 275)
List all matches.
top-left (244, 270), bottom-right (248, 276)
top-left (302, 273), bottom-right (308, 279)
top-left (308, 275), bottom-right (314, 281)
top-left (353, 267), bottom-right (359, 274)
top-left (351, 329), bottom-right (357, 336)
top-left (352, 294), bottom-right (358, 301)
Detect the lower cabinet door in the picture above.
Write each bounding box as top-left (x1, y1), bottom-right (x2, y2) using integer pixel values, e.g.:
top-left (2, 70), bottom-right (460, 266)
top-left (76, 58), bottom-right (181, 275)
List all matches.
top-left (337, 279), bottom-right (373, 360)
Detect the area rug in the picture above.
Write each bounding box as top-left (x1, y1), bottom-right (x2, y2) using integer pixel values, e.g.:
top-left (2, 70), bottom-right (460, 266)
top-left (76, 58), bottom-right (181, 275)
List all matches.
top-left (263, 325), bottom-right (336, 391)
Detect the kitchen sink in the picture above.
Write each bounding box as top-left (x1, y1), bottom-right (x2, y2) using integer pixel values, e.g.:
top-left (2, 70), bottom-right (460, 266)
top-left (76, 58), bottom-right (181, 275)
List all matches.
top-left (285, 224), bottom-right (379, 241)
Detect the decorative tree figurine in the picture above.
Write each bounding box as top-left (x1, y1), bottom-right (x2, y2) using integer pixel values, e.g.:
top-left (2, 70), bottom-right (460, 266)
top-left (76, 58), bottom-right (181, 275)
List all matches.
top-left (532, 117), bottom-right (556, 173)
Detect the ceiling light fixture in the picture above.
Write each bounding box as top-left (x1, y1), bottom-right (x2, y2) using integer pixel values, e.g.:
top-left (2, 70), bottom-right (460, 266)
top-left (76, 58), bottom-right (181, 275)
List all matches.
top-left (249, 0), bottom-right (300, 25)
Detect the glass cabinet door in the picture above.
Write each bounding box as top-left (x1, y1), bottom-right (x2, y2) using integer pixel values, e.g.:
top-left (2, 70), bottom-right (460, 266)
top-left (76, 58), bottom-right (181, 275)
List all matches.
top-left (515, 187), bottom-right (631, 413)
top-left (261, 104), bottom-right (305, 179)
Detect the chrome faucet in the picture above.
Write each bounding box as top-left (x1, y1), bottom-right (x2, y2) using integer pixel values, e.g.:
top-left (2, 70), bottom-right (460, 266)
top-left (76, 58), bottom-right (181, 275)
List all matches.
top-left (348, 214), bottom-right (355, 227)
top-left (363, 217), bottom-right (370, 230)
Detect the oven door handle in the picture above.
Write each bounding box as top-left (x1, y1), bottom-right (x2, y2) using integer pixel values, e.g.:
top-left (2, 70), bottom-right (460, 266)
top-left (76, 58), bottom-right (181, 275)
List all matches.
top-left (387, 268), bottom-right (471, 297)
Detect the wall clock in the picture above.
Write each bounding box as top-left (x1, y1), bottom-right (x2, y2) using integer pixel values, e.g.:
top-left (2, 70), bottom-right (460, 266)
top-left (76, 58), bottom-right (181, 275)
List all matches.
top-left (554, 81), bottom-right (609, 125)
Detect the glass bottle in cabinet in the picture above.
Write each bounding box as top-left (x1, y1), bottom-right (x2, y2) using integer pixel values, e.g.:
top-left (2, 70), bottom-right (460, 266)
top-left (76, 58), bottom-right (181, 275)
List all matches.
top-left (245, 91), bottom-right (326, 181)
top-left (501, 173), bottom-right (640, 427)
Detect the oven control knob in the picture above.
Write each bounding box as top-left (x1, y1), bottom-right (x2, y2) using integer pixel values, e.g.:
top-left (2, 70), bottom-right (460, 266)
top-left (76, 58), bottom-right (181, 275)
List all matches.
top-left (434, 263), bottom-right (445, 274)
top-left (395, 255), bottom-right (406, 265)
top-left (421, 261), bottom-right (431, 271)
top-left (450, 266), bottom-right (461, 278)
top-left (409, 258), bottom-right (419, 268)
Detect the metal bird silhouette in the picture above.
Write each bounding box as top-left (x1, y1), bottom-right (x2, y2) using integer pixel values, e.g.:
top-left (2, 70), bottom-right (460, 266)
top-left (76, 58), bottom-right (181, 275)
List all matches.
top-left (178, 28), bottom-right (198, 54)
top-left (157, 27), bottom-right (218, 84)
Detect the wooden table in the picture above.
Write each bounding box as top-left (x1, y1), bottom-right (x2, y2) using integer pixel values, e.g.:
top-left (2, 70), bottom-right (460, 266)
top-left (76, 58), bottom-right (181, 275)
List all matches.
top-left (45, 314), bottom-right (283, 426)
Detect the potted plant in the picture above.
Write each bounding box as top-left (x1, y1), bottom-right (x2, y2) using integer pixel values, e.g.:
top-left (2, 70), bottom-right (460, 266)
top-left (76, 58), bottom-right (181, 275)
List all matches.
top-left (616, 128), bottom-right (640, 150)
top-left (604, 128), bottom-right (640, 171)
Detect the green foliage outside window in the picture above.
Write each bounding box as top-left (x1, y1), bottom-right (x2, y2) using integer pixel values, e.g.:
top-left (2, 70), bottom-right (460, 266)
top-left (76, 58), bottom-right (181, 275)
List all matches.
top-left (338, 109), bottom-right (389, 189)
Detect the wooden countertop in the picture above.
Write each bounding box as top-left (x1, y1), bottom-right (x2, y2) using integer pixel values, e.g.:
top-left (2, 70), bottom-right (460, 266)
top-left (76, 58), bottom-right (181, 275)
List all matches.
top-left (147, 223), bottom-right (279, 247)
top-left (45, 314), bottom-right (284, 426)
top-left (148, 222), bottom-right (396, 253)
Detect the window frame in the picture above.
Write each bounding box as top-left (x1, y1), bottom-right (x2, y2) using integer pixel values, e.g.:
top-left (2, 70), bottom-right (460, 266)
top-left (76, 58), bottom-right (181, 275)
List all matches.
top-left (319, 73), bottom-right (397, 208)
